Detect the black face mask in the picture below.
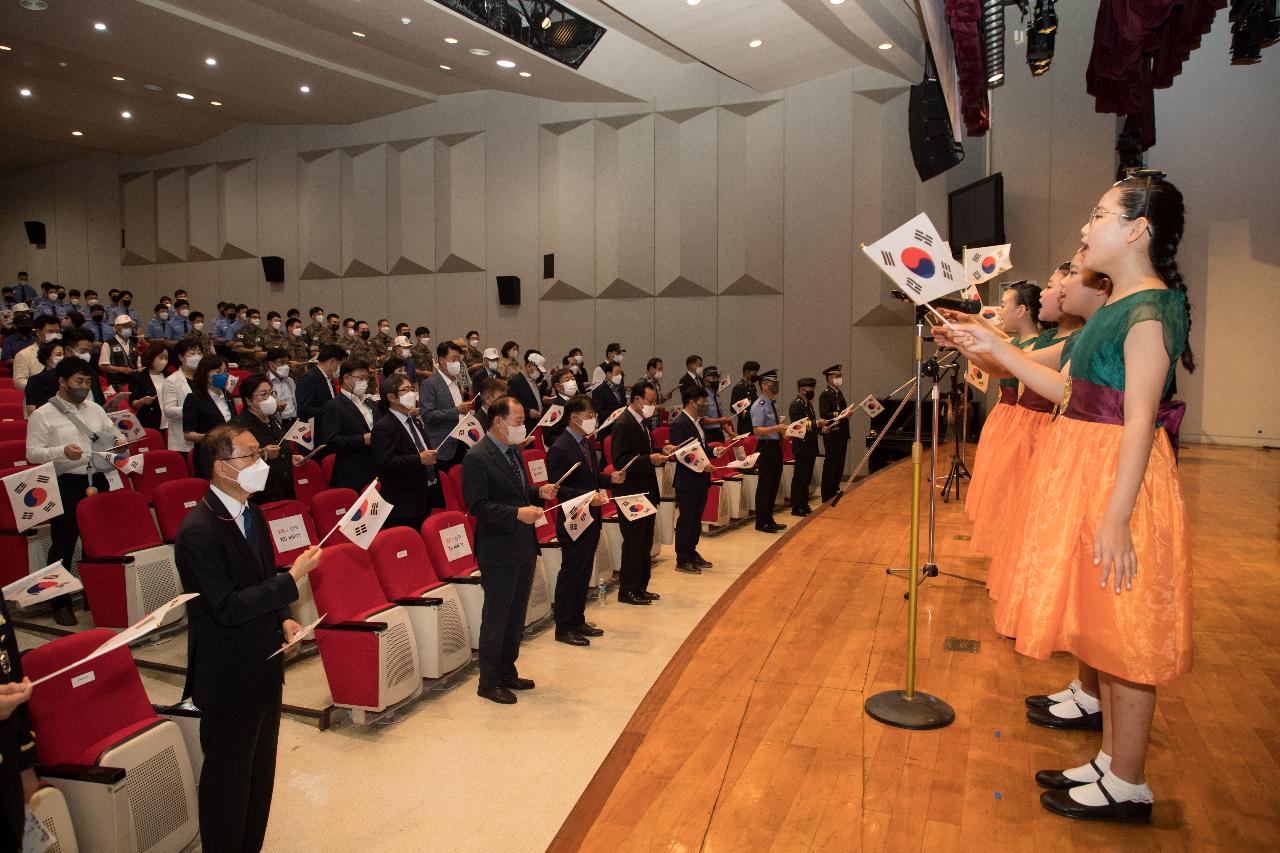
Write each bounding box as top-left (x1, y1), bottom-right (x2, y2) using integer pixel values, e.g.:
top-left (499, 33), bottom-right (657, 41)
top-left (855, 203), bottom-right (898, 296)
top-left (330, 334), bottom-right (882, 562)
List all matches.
top-left (802, 389), bottom-right (814, 399)
top-left (65, 386), bottom-right (90, 404)
top-left (329, 323), bottom-right (339, 330)
top-left (360, 330), bottom-right (370, 340)
top-left (15, 322), bottom-right (32, 335)
top-left (91, 314), bottom-right (105, 323)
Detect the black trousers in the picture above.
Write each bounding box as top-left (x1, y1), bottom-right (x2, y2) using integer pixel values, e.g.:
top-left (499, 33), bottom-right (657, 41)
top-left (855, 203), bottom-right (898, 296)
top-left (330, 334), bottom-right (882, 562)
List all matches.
top-left (554, 524), bottom-right (598, 630)
top-left (198, 688), bottom-right (282, 853)
top-left (674, 485), bottom-right (708, 563)
top-left (49, 473), bottom-right (107, 610)
top-left (619, 513), bottom-right (655, 595)
top-left (478, 558), bottom-right (535, 688)
top-left (821, 438), bottom-right (849, 502)
top-left (754, 442), bottom-right (783, 527)
top-left (791, 450), bottom-right (817, 509)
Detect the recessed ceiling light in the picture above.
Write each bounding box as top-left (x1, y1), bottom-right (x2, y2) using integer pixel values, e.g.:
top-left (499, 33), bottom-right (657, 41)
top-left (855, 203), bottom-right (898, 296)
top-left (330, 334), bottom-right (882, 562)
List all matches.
top-left (830, 0), bottom-right (846, 4)
top-left (19, 88), bottom-right (31, 97)
top-left (468, 48), bottom-right (490, 56)
top-left (19, 0), bottom-right (47, 9)
top-left (71, 130), bottom-right (83, 136)
top-left (988, 72), bottom-right (1004, 83)
top-left (57, 61), bottom-right (67, 67)
top-left (352, 31), bottom-right (366, 38)
top-left (210, 100), bottom-right (222, 106)
top-left (686, 0), bottom-right (701, 5)
top-left (749, 39), bottom-right (763, 47)
top-left (176, 92), bottom-right (194, 100)
top-left (121, 110), bottom-right (132, 119)
top-left (401, 17), bottom-right (412, 25)
top-left (519, 71), bottom-right (532, 77)
top-left (0, 46), bottom-right (11, 51)
top-left (299, 85), bottom-right (310, 93)
top-left (439, 64), bottom-right (452, 70)
top-left (541, 16), bottom-right (551, 28)
top-left (112, 75), bottom-right (125, 81)
top-left (496, 59), bottom-right (516, 68)
top-left (142, 83), bottom-right (162, 91)
top-left (878, 42), bottom-right (893, 50)
top-left (205, 57), bottom-right (217, 66)
top-left (93, 22), bottom-right (107, 31)
top-left (444, 37), bottom-right (458, 44)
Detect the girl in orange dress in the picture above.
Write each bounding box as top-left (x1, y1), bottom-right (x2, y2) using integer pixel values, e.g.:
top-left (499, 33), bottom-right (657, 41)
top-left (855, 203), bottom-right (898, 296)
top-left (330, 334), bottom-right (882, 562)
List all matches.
top-left (939, 174), bottom-right (1193, 823)
top-left (962, 281), bottom-right (1043, 538)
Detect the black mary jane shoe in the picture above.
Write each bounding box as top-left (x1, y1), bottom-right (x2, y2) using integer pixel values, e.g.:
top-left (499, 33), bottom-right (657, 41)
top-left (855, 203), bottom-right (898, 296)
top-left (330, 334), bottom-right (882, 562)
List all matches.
top-left (1040, 783), bottom-right (1152, 824)
top-left (1027, 701), bottom-right (1103, 731)
top-left (1035, 759), bottom-right (1104, 790)
top-left (1025, 692), bottom-right (1059, 709)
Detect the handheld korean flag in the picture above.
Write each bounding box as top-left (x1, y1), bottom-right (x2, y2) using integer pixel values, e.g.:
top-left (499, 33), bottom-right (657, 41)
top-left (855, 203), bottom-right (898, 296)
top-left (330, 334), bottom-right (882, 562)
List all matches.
top-left (561, 491), bottom-right (598, 542)
top-left (589, 406), bottom-right (626, 436)
top-left (731, 397), bottom-right (752, 416)
top-left (282, 418), bottom-right (315, 451)
top-left (108, 452), bottom-right (145, 476)
top-left (862, 213), bottom-right (961, 310)
top-left (613, 492), bottom-right (658, 520)
top-left (534, 404), bottom-right (564, 431)
top-left (960, 284), bottom-right (981, 303)
top-left (718, 375), bottom-right (732, 393)
top-left (858, 395), bottom-right (886, 418)
top-left (963, 244), bottom-right (1012, 285)
top-left (965, 362), bottom-right (990, 393)
top-left (108, 410), bottom-right (146, 443)
top-left (336, 483), bottom-right (392, 549)
top-left (724, 452), bottom-right (760, 470)
top-left (3, 463), bottom-right (63, 533)
top-left (3, 561), bottom-right (83, 608)
top-left (675, 441), bottom-right (710, 473)
top-left (224, 373), bottom-right (240, 394)
top-left (785, 419), bottom-right (809, 439)
top-left (269, 612), bottom-right (326, 660)
top-left (437, 413), bottom-right (483, 450)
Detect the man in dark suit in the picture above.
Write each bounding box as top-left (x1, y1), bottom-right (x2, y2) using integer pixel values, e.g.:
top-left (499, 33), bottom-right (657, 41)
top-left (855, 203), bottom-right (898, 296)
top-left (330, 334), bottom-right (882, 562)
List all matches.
top-left (508, 349), bottom-right (547, 423)
top-left (546, 395), bottom-right (625, 646)
top-left (0, 596), bottom-right (36, 852)
top-left (591, 361), bottom-right (626, 435)
top-left (609, 381), bottom-right (674, 604)
top-left (420, 340), bottom-right (474, 471)
top-left (730, 360), bottom-right (760, 435)
top-left (789, 377), bottom-right (822, 516)
top-left (669, 386), bottom-right (714, 574)
top-left (371, 374), bottom-right (440, 530)
top-left (295, 345), bottom-right (344, 422)
top-left (677, 354), bottom-right (704, 395)
top-left (818, 364), bottom-right (850, 502)
top-left (540, 367), bottom-right (578, 449)
top-left (175, 423), bottom-right (321, 853)
top-left (473, 376), bottom-right (508, 433)
top-left (461, 397), bottom-right (558, 704)
top-left (318, 357), bottom-right (377, 492)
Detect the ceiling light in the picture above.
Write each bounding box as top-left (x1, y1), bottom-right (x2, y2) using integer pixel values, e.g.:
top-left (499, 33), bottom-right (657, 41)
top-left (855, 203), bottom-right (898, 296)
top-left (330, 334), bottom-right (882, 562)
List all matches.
top-left (205, 57), bottom-right (217, 66)
top-left (112, 75), bottom-right (125, 81)
top-left (988, 71), bottom-right (1004, 83)
top-left (830, 0), bottom-right (847, 4)
top-left (444, 37), bottom-right (458, 44)
top-left (71, 130), bottom-right (83, 136)
top-left (19, 88), bottom-right (31, 97)
top-left (93, 22), bottom-right (107, 31)
top-left (352, 31), bottom-right (366, 38)
top-left (121, 110), bottom-right (132, 119)
top-left (143, 83), bottom-right (162, 91)
top-left (468, 48), bottom-right (490, 56)
top-left (519, 71), bottom-right (532, 77)
top-left (210, 100), bottom-right (222, 106)
top-left (176, 92), bottom-right (194, 99)
top-left (749, 39), bottom-right (763, 47)
top-left (878, 42), bottom-right (893, 50)
top-left (401, 17), bottom-right (412, 24)
top-left (0, 46), bottom-right (11, 51)
top-left (57, 61), bottom-right (67, 67)
top-left (20, 0), bottom-right (47, 8)
top-left (299, 85), bottom-right (310, 93)
top-left (687, 0), bottom-right (701, 5)
top-left (496, 59), bottom-right (516, 68)
top-left (439, 64), bottom-right (452, 70)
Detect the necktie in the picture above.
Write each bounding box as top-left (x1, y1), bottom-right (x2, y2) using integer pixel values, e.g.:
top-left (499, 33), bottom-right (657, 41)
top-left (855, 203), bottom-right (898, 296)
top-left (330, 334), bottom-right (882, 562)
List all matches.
top-left (407, 417), bottom-right (426, 451)
top-left (580, 437), bottom-right (595, 475)
top-left (505, 446), bottom-right (525, 488)
top-left (241, 506), bottom-right (254, 541)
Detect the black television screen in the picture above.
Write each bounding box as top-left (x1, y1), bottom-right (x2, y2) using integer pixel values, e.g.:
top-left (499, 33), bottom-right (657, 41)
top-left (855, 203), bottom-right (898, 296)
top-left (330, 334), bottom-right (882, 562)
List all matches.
top-left (948, 173), bottom-right (1005, 257)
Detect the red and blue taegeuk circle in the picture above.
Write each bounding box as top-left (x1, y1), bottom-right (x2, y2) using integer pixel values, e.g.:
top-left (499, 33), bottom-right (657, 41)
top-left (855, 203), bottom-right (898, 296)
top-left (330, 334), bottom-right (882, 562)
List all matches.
top-left (351, 500), bottom-right (368, 521)
top-left (981, 256), bottom-right (997, 274)
top-left (900, 247), bottom-right (935, 278)
top-left (23, 488), bottom-right (47, 507)
top-left (26, 580), bottom-right (59, 595)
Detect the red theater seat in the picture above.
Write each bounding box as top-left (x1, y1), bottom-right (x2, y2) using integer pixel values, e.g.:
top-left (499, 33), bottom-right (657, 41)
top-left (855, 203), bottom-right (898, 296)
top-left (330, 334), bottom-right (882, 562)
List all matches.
top-left (309, 488), bottom-right (357, 547)
top-left (128, 449), bottom-right (189, 503)
top-left (152, 478), bottom-right (209, 542)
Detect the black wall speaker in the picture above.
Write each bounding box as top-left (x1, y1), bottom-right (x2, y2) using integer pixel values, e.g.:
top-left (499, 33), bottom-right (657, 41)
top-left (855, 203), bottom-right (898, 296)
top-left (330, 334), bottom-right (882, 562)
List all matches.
top-left (23, 221), bottom-right (46, 246)
top-left (543, 253), bottom-right (555, 279)
top-left (497, 275), bottom-right (521, 306)
top-left (261, 256), bottom-right (285, 283)
top-left (908, 75), bottom-right (964, 182)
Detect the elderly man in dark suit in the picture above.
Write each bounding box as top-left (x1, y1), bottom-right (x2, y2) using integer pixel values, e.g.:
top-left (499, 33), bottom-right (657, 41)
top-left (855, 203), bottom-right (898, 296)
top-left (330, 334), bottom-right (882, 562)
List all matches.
top-left (461, 396), bottom-right (558, 704)
top-left (317, 356), bottom-right (377, 492)
top-left (609, 381), bottom-right (675, 605)
top-left (420, 339), bottom-right (474, 471)
top-left (545, 394), bottom-right (625, 646)
top-left (175, 423), bottom-right (320, 853)
top-left (371, 373), bottom-right (440, 530)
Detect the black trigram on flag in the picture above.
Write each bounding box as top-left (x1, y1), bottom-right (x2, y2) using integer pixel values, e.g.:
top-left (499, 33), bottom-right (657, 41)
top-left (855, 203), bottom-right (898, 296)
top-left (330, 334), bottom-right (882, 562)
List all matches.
top-left (42, 501), bottom-right (56, 512)
top-left (913, 230), bottom-right (933, 246)
top-left (971, 269), bottom-right (983, 281)
top-left (903, 277), bottom-right (923, 295)
top-left (880, 250), bottom-right (895, 267)
top-left (21, 511), bottom-right (33, 521)
top-left (35, 474), bottom-right (50, 484)
top-left (353, 523), bottom-right (368, 537)
top-left (11, 483), bottom-right (26, 495)
top-left (942, 263), bottom-right (954, 282)
top-left (367, 503), bottom-right (380, 517)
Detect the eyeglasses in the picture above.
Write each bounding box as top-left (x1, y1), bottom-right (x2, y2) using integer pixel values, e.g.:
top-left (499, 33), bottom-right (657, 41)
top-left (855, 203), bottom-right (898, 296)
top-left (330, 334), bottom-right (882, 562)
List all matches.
top-left (224, 449), bottom-right (267, 463)
top-left (1088, 207), bottom-right (1131, 223)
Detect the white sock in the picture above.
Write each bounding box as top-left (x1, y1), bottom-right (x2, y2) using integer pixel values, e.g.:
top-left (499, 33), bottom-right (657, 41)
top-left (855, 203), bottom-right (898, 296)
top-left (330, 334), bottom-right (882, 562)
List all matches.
top-left (1062, 751), bottom-right (1111, 784)
top-left (1047, 688), bottom-right (1101, 719)
top-left (1046, 679), bottom-right (1081, 704)
top-left (1068, 769), bottom-right (1153, 806)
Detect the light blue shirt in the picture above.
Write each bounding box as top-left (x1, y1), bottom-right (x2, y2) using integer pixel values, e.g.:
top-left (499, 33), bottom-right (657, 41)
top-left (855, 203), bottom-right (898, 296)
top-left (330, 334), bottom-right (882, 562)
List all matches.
top-left (750, 395), bottom-right (781, 441)
top-left (165, 314), bottom-right (193, 340)
top-left (145, 316), bottom-right (169, 339)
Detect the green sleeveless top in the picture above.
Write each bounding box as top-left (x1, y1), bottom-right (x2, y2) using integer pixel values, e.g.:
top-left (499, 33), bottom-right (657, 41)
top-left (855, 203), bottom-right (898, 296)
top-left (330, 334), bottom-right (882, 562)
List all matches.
top-left (998, 335), bottom-right (1040, 388)
top-left (1067, 289), bottom-right (1187, 393)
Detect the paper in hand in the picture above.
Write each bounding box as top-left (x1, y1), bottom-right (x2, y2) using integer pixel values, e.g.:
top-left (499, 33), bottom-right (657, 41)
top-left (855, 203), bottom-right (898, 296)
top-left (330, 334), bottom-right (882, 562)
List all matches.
top-left (269, 613), bottom-right (327, 659)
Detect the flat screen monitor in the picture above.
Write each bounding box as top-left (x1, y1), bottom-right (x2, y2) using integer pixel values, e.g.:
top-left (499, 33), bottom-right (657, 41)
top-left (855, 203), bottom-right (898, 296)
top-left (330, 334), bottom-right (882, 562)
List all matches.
top-left (948, 173), bottom-right (1005, 257)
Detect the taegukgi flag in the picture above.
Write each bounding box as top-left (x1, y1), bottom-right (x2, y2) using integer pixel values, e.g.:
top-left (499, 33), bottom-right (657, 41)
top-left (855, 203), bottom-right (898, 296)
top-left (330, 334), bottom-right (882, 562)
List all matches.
top-left (861, 213), bottom-right (960, 306)
top-left (3, 462), bottom-right (63, 533)
top-left (963, 244), bottom-right (1013, 285)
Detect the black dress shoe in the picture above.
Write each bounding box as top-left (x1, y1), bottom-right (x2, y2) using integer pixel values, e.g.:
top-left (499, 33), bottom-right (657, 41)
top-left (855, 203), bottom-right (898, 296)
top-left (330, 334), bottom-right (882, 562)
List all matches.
top-left (641, 590), bottom-right (660, 600)
top-left (755, 522), bottom-right (788, 533)
top-left (52, 606), bottom-right (78, 627)
top-left (790, 507), bottom-right (810, 517)
top-left (504, 676), bottom-right (535, 690)
top-left (555, 630), bottom-right (590, 646)
top-left (1040, 784), bottom-right (1152, 823)
top-left (478, 685), bottom-right (517, 704)
top-left (692, 556), bottom-right (713, 568)
top-left (1027, 704), bottom-right (1103, 731)
top-left (618, 592), bottom-right (651, 605)
top-left (1025, 692), bottom-right (1058, 709)
top-left (573, 624), bottom-right (604, 637)
top-left (675, 562), bottom-right (702, 574)
top-left (1036, 759), bottom-right (1105, 790)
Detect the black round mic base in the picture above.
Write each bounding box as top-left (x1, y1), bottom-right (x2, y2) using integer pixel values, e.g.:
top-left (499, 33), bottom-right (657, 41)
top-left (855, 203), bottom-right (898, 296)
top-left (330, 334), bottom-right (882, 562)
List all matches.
top-left (864, 689), bottom-right (956, 730)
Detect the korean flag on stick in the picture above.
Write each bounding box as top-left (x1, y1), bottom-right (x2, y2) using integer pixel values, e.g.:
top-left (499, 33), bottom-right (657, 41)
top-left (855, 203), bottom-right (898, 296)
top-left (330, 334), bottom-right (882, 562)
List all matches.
top-left (963, 244), bottom-right (1012, 285)
top-left (534, 405), bottom-right (564, 432)
top-left (322, 481), bottom-right (392, 549)
top-left (613, 493), bottom-right (658, 521)
top-left (675, 441), bottom-right (711, 473)
top-left (561, 491), bottom-right (598, 542)
top-left (4, 463), bottom-right (63, 533)
top-left (730, 397), bottom-right (752, 416)
top-left (282, 418), bottom-right (315, 451)
top-left (785, 419), bottom-right (809, 439)
top-left (438, 413), bottom-right (484, 450)
top-left (965, 362), bottom-right (990, 393)
top-left (3, 561), bottom-right (83, 608)
top-left (108, 410), bottom-right (146, 443)
top-left (862, 213), bottom-right (961, 310)
top-left (588, 406), bottom-right (626, 436)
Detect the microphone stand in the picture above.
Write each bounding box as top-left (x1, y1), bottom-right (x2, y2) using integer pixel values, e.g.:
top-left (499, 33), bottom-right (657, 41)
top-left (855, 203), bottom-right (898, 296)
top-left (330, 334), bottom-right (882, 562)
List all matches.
top-left (939, 351), bottom-right (971, 503)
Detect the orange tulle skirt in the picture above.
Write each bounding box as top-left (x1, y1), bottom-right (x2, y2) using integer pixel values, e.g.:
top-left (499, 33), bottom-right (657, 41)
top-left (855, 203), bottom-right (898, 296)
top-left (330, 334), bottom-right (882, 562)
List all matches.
top-left (964, 396), bottom-right (1017, 529)
top-left (996, 418), bottom-right (1192, 686)
top-left (969, 406), bottom-right (1053, 556)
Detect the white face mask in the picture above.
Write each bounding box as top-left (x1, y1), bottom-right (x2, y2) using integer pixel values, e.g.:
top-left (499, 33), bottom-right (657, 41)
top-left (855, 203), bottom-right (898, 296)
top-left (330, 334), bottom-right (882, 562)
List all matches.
top-left (379, 326), bottom-right (390, 335)
top-left (579, 416), bottom-right (597, 434)
top-left (274, 364), bottom-right (290, 379)
top-left (641, 403), bottom-right (655, 419)
top-left (573, 355), bottom-right (583, 364)
top-left (250, 318), bottom-right (261, 327)
top-left (503, 422), bottom-right (527, 446)
top-left (346, 328), bottom-right (356, 338)
top-left (831, 376), bottom-right (843, 388)
top-left (419, 337), bottom-right (430, 346)
top-left (271, 320), bottom-right (282, 330)
top-left (612, 353), bottom-right (624, 364)
top-left (223, 457), bottom-right (271, 494)
top-left (193, 322), bottom-right (204, 331)
top-left (399, 390), bottom-right (418, 410)
top-left (486, 359), bottom-right (499, 370)
top-left (610, 374), bottom-right (622, 385)
top-left (158, 311), bottom-right (170, 321)
top-left (446, 360), bottom-right (461, 377)
top-left (469, 339), bottom-right (480, 349)
top-left (179, 308), bottom-right (189, 318)
top-left (561, 379), bottom-right (578, 396)
top-left (351, 379), bottom-right (368, 397)
top-left (397, 348), bottom-right (410, 358)
top-left (152, 358), bottom-right (167, 372)
top-left (291, 327), bottom-right (303, 337)
top-left (50, 355), bottom-right (63, 368)
top-left (256, 396), bottom-right (279, 416)
top-left (117, 328), bottom-right (131, 339)
top-left (184, 354), bottom-right (201, 370)
top-left (76, 351), bottom-right (91, 362)
top-left (653, 370), bottom-right (664, 380)
top-left (313, 316), bottom-right (323, 324)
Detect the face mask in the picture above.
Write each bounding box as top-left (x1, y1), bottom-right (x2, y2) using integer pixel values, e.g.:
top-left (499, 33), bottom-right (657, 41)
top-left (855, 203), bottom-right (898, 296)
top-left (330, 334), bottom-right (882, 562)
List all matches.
top-left (211, 372), bottom-right (229, 390)
top-left (641, 403), bottom-right (655, 419)
top-left (76, 351), bottom-right (91, 362)
top-left (561, 379), bottom-right (578, 396)
top-left (122, 300), bottom-right (132, 307)
top-left (653, 370), bottom-right (664, 380)
top-left (50, 356), bottom-right (63, 368)
top-left (69, 298), bottom-right (79, 306)
top-left (398, 348), bottom-right (410, 358)
top-left (379, 326), bottom-right (390, 335)
top-left (486, 359), bottom-right (499, 370)
top-left (419, 337), bottom-right (430, 346)
top-left (579, 416), bottom-right (597, 434)
top-left (158, 311), bottom-right (169, 321)
top-left (330, 323), bottom-right (340, 331)
top-left (88, 298), bottom-right (99, 306)
top-left (352, 379), bottom-right (368, 397)
top-left (291, 327), bottom-right (303, 337)
top-left (256, 396), bottom-right (279, 416)
top-left (91, 315), bottom-right (105, 323)
top-left (446, 360), bottom-right (461, 377)
top-left (223, 457), bottom-right (270, 494)
top-left (399, 391), bottom-right (418, 410)
top-left (193, 322), bottom-right (204, 331)
top-left (45, 332), bottom-right (61, 342)
top-left (695, 367), bottom-right (704, 377)
top-left (612, 353), bottom-right (623, 364)
top-left (179, 308), bottom-right (189, 318)
top-left (803, 389), bottom-right (814, 399)
top-left (162, 303), bottom-right (172, 310)
top-left (65, 386), bottom-right (90, 404)
top-left (573, 355), bottom-right (583, 364)
top-left (503, 422), bottom-right (527, 446)
top-left (360, 330), bottom-right (370, 340)
top-left (153, 358), bottom-right (167, 372)
top-left (529, 368), bottom-right (542, 380)
top-left (831, 377), bottom-right (843, 388)
top-left (118, 328), bottom-right (131, 339)
top-left (250, 318), bottom-right (261, 327)
top-left (611, 374), bottom-right (622, 385)
top-left (313, 315), bottom-right (323, 324)
top-left (469, 339), bottom-right (479, 349)
top-left (274, 364), bottom-right (290, 379)
top-left (185, 354), bottom-right (201, 370)
top-left (271, 320), bottom-right (281, 330)
top-left (347, 328), bottom-right (356, 338)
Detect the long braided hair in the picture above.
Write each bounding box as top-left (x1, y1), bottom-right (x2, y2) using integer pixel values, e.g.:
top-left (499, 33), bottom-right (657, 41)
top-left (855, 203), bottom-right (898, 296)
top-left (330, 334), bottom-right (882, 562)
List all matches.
top-left (1117, 175), bottom-right (1195, 372)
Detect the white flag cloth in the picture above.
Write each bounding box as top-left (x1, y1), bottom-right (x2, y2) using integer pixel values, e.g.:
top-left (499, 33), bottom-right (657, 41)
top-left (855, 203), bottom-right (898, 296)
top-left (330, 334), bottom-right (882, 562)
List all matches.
top-left (268, 612), bottom-right (327, 660)
top-left (965, 362), bottom-right (990, 393)
top-left (441, 413), bottom-right (484, 449)
top-left (724, 452), bottom-right (760, 470)
top-left (960, 284), bottom-right (981, 302)
top-left (858, 395), bottom-right (886, 418)
top-left (613, 492), bottom-right (658, 521)
top-left (785, 419), bottom-right (809, 439)
top-left (730, 397), bottom-right (752, 415)
top-left (103, 452), bottom-right (144, 476)
top-left (862, 213), bottom-right (961, 306)
top-left (718, 376), bottom-right (732, 393)
top-left (108, 410), bottom-right (146, 443)
top-left (2, 561), bottom-right (83, 608)
top-left (674, 441), bottom-right (710, 472)
top-left (963, 244), bottom-right (1013, 285)
top-left (282, 418), bottom-right (315, 450)
top-left (335, 482), bottom-right (393, 549)
top-left (591, 406), bottom-right (626, 435)
top-left (561, 491), bottom-right (598, 542)
top-left (534, 405), bottom-right (564, 431)
top-left (3, 463), bottom-right (63, 533)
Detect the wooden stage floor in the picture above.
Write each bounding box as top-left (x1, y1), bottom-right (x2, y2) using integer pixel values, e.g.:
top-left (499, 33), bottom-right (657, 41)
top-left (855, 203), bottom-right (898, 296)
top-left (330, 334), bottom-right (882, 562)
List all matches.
top-left (549, 445), bottom-right (1280, 852)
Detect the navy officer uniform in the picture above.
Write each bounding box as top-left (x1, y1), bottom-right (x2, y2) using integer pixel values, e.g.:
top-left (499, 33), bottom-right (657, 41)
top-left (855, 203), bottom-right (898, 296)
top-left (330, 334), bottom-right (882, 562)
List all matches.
top-left (817, 365), bottom-right (850, 502)
top-left (788, 377), bottom-right (820, 516)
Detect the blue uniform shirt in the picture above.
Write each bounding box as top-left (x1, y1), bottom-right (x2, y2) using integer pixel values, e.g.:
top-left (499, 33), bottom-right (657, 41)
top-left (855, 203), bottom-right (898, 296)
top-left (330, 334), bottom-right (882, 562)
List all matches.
top-left (85, 318), bottom-right (113, 342)
top-left (165, 314), bottom-right (193, 340)
top-left (750, 395), bottom-right (781, 440)
top-left (145, 316), bottom-right (169, 339)
top-left (212, 315), bottom-right (242, 342)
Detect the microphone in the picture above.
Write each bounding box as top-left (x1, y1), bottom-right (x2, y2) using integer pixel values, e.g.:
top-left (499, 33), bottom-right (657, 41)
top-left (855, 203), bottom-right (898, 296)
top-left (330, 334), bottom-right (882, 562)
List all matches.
top-left (889, 291), bottom-right (981, 314)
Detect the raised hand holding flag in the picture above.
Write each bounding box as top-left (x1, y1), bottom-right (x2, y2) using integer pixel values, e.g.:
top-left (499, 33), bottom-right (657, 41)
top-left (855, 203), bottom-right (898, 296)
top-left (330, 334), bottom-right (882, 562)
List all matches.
top-left (108, 410), bottom-right (146, 443)
top-left (724, 452), bottom-right (760, 470)
top-left (674, 440), bottom-right (710, 472)
top-left (588, 406), bottom-right (626, 436)
top-left (534, 405), bottom-right (564, 431)
top-left (319, 480), bottom-right (392, 548)
top-left (730, 397), bottom-right (752, 416)
top-left (785, 419), bottom-right (810, 439)
top-left (435, 413), bottom-right (484, 450)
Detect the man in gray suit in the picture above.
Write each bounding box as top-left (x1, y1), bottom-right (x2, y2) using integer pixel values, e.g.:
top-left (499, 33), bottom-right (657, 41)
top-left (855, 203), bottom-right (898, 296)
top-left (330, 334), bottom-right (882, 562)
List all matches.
top-left (419, 339), bottom-right (474, 471)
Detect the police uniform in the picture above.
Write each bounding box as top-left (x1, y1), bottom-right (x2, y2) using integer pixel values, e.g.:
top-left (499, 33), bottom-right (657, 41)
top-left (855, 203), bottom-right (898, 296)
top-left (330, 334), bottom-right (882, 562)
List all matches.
top-left (749, 370), bottom-right (786, 532)
top-left (234, 323), bottom-right (270, 365)
top-left (700, 366), bottom-right (727, 444)
top-left (0, 597), bottom-right (37, 850)
top-left (788, 378), bottom-right (820, 515)
top-left (818, 364), bottom-right (850, 502)
top-left (730, 376), bottom-right (758, 435)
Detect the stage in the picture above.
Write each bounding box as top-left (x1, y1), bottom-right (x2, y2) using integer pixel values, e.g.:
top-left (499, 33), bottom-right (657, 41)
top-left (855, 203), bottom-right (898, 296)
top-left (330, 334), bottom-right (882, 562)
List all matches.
top-left (550, 444), bottom-right (1280, 851)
